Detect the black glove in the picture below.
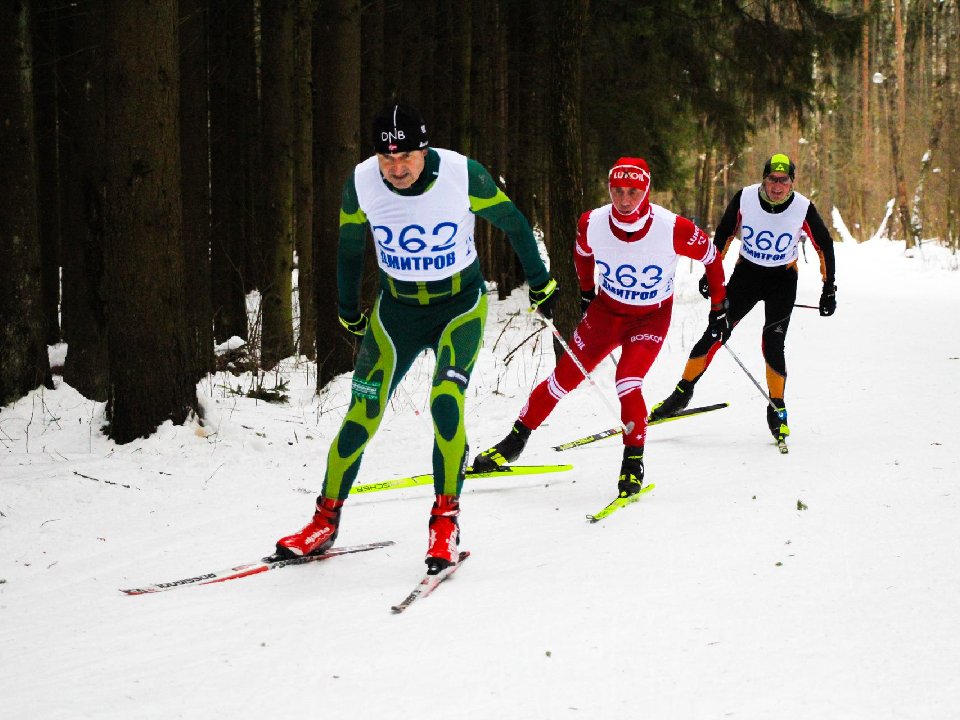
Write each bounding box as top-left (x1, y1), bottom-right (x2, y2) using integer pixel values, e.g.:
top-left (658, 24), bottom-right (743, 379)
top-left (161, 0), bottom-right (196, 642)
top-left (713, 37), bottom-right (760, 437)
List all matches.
top-left (338, 311), bottom-right (369, 336)
top-left (698, 273), bottom-right (710, 299)
top-left (819, 282), bottom-right (837, 317)
top-left (580, 288), bottom-right (596, 317)
top-left (529, 278), bottom-right (558, 319)
top-left (707, 298), bottom-right (731, 344)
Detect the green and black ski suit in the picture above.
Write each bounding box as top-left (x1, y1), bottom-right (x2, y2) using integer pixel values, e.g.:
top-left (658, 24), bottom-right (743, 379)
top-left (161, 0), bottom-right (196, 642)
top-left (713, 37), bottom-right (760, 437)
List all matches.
top-left (321, 148), bottom-right (550, 500)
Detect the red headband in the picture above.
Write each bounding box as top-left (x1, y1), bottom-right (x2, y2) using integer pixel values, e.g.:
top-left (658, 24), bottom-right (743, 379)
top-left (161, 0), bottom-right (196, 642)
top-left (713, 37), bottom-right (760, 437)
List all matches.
top-left (609, 157), bottom-right (650, 190)
top-left (608, 157), bottom-right (651, 224)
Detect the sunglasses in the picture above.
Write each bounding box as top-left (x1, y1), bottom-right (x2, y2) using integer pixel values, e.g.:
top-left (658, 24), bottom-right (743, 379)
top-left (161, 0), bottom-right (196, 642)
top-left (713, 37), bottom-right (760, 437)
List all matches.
top-left (764, 175), bottom-right (792, 186)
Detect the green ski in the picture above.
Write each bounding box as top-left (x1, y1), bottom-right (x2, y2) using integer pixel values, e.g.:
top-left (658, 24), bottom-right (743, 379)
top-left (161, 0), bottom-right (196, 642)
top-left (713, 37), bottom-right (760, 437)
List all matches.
top-left (351, 464), bottom-right (573, 495)
top-left (586, 484), bottom-right (656, 522)
top-left (553, 403), bottom-right (729, 451)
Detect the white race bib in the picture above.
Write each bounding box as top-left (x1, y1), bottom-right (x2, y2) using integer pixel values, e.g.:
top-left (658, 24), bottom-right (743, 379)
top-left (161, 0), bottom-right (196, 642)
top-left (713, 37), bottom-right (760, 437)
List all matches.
top-left (737, 184), bottom-right (810, 267)
top-left (587, 204), bottom-right (681, 306)
top-left (354, 148), bottom-right (477, 281)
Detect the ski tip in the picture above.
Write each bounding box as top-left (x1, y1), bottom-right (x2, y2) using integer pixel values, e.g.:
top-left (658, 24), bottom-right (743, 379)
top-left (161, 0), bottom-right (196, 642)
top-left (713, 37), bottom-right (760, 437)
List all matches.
top-left (585, 483), bottom-right (656, 523)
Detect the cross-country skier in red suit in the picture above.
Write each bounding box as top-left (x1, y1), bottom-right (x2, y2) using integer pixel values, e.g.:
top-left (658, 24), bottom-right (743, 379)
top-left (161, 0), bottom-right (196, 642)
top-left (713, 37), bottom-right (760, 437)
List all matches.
top-left (473, 158), bottom-right (730, 497)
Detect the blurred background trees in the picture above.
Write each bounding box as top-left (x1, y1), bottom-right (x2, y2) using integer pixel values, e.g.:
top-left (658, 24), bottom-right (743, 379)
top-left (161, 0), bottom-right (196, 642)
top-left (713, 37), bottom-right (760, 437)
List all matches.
top-left (1, 0), bottom-right (951, 440)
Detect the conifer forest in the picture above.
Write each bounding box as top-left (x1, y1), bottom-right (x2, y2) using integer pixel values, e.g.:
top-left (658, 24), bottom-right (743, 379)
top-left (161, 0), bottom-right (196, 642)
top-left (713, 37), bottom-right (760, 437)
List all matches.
top-left (1, 0), bottom-right (956, 442)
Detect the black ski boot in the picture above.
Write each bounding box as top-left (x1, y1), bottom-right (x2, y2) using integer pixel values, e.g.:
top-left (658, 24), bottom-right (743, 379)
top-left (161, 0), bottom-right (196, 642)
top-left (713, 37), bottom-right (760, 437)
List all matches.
top-left (649, 379), bottom-right (695, 421)
top-left (617, 446), bottom-right (645, 498)
top-left (766, 398), bottom-right (789, 440)
top-left (472, 420), bottom-right (532, 472)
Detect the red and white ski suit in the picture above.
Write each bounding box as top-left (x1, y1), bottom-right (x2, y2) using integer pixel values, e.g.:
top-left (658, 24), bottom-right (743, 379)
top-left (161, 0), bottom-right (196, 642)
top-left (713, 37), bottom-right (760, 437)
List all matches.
top-left (519, 203), bottom-right (726, 445)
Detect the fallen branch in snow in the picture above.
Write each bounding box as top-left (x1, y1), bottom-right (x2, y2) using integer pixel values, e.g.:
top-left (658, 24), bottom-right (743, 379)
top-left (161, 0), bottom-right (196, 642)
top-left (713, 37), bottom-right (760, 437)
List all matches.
top-left (502, 327), bottom-right (544, 365)
top-left (204, 463), bottom-right (225, 487)
top-left (72, 471), bottom-right (138, 490)
top-left (490, 311), bottom-right (521, 355)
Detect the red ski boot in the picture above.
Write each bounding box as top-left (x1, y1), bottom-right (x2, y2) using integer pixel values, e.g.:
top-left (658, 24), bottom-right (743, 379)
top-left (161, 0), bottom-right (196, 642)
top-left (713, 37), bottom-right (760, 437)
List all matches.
top-left (275, 496), bottom-right (343, 558)
top-left (426, 495), bottom-right (460, 572)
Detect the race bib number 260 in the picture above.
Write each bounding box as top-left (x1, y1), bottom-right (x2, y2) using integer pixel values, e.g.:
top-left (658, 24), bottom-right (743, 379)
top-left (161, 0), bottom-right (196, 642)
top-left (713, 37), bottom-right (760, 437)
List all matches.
top-left (741, 224), bottom-right (794, 262)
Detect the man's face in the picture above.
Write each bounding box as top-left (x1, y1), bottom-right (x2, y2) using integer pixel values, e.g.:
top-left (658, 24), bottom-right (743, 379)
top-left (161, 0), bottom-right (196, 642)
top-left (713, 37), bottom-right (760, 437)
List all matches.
top-left (763, 173), bottom-right (793, 202)
top-left (610, 185), bottom-right (644, 215)
top-left (377, 150), bottom-right (427, 190)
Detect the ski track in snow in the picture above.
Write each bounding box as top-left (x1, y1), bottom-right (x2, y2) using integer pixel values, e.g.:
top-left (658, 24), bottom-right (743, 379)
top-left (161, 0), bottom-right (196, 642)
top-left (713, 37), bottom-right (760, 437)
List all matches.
top-left (1, 238), bottom-right (959, 720)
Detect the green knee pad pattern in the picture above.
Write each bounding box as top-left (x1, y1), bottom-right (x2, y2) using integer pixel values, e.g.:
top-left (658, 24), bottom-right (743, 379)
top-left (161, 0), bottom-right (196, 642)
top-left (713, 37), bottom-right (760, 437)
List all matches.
top-left (322, 290), bottom-right (487, 500)
top-left (323, 303), bottom-right (398, 500)
top-left (430, 293), bottom-right (487, 495)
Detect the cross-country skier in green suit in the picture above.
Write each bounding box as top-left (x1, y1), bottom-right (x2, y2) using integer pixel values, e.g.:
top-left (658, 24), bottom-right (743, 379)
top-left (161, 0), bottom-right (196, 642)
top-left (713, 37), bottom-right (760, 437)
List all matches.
top-left (276, 104), bottom-right (557, 571)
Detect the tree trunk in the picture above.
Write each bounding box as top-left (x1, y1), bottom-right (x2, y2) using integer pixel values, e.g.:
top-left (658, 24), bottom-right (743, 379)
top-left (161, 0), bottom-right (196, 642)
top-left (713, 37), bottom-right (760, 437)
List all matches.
top-left (418, 0), bottom-right (436, 130)
top-left (179, 0), bottom-right (214, 380)
top-left (882, 69), bottom-right (917, 247)
top-left (531, 0), bottom-right (551, 250)
top-left (294, 0), bottom-right (316, 360)
top-left (548, 0), bottom-right (588, 344)
top-left (399, 0), bottom-right (423, 105)
top-left (315, 0), bottom-right (362, 391)
top-left (32, 0), bottom-right (61, 345)
top-left (491, 0), bottom-right (516, 299)
top-left (355, 0), bottom-right (381, 313)
top-left (859, 0), bottom-right (870, 238)
top-left (209, 0), bottom-right (256, 342)
top-left (102, 0), bottom-right (197, 443)
top-left (57, 0), bottom-right (110, 400)
top-left (890, 0), bottom-right (914, 248)
top-left (260, 0), bottom-right (296, 369)
top-left (451, 0), bottom-right (472, 156)
top-left (0, 0), bottom-right (51, 406)
top-left (909, 2), bottom-right (948, 246)
top-left (432, 0), bottom-right (453, 150)
top-left (359, 0), bottom-right (383, 149)
top-left (470, 0), bottom-right (495, 287)
top-left (507, 0), bottom-right (540, 290)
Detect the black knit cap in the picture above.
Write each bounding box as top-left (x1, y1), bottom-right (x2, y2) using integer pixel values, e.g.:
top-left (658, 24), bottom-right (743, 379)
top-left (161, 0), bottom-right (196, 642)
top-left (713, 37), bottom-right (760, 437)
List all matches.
top-left (372, 104), bottom-right (429, 154)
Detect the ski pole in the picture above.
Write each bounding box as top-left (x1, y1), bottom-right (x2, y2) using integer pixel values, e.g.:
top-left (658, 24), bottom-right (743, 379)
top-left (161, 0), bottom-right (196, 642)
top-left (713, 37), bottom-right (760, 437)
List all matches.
top-left (722, 343), bottom-right (781, 413)
top-left (793, 303), bottom-right (818, 310)
top-left (533, 308), bottom-right (634, 435)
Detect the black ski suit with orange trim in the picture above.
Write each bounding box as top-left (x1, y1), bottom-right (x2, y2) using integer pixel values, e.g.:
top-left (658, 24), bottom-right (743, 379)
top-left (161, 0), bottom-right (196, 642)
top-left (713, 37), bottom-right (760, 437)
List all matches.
top-left (681, 187), bottom-right (836, 399)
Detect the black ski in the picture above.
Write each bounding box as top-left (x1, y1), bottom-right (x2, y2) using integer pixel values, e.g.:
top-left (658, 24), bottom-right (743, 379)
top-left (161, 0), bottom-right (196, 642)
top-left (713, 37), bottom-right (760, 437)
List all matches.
top-left (391, 551), bottom-right (470, 613)
top-left (553, 403), bottom-right (729, 451)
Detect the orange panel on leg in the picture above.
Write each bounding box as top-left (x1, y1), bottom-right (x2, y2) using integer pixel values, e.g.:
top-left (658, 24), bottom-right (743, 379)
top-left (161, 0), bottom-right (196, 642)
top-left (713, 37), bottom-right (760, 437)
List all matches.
top-left (765, 364), bottom-right (786, 400)
top-left (681, 356), bottom-right (708, 383)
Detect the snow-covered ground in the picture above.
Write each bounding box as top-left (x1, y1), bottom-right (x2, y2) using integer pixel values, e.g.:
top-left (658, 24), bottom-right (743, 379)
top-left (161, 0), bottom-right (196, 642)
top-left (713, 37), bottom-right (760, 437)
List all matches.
top-left (2, 236), bottom-right (958, 720)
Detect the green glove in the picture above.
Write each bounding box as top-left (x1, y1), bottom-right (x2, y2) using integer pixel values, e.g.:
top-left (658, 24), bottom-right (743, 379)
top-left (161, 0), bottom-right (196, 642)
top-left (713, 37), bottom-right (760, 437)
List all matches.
top-left (529, 278), bottom-right (558, 319)
top-left (339, 311), bottom-right (369, 336)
